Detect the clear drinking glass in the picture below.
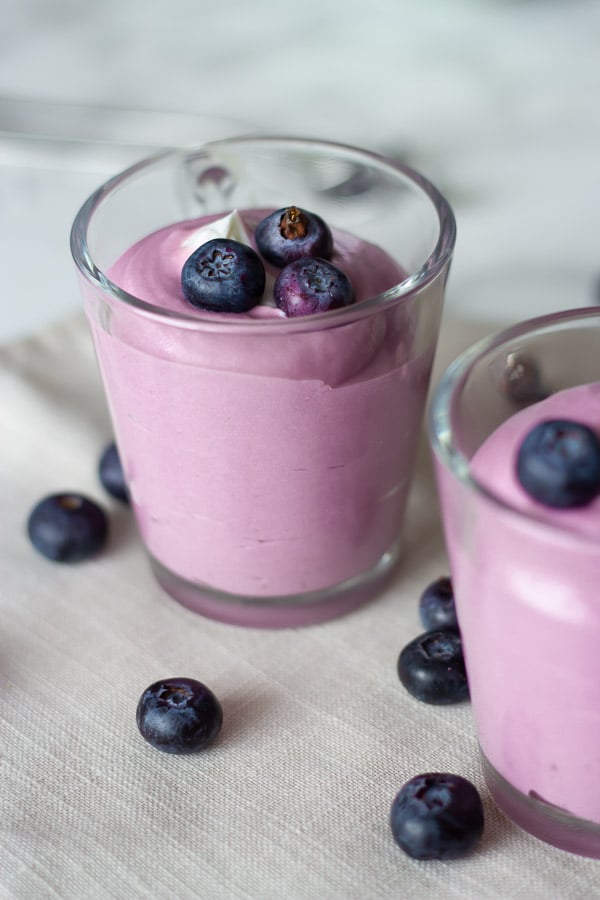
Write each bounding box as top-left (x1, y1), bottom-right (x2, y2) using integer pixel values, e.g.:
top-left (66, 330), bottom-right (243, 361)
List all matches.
top-left (429, 307), bottom-right (600, 856)
top-left (71, 136), bottom-right (455, 627)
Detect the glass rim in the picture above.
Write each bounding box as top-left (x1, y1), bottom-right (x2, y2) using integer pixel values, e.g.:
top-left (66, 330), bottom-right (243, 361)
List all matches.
top-left (428, 305), bottom-right (600, 539)
top-left (69, 134), bottom-right (456, 334)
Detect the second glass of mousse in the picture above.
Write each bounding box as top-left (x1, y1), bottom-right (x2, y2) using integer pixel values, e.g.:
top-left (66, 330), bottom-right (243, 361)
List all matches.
top-left (71, 137), bottom-right (456, 627)
top-left (430, 307), bottom-right (600, 857)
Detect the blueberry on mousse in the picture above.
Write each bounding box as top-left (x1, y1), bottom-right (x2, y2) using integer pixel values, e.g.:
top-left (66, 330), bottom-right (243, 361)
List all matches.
top-left (390, 773), bottom-right (484, 860)
top-left (255, 206), bottom-right (333, 267)
top-left (136, 677), bottom-right (223, 754)
top-left (181, 238), bottom-right (265, 313)
top-left (418, 576), bottom-right (458, 632)
top-left (398, 630), bottom-right (469, 705)
top-left (98, 441), bottom-right (129, 504)
top-left (274, 257), bottom-right (354, 318)
top-left (516, 418), bottom-right (600, 508)
top-left (27, 493), bottom-right (108, 562)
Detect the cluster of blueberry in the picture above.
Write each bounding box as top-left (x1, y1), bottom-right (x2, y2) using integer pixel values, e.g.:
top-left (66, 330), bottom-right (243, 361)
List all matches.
top-left (181, 206), bottom-right (354, 316)
top-left (133, 580), bottom-right (483, 864)
top-left (26, 442), bottom-right (128, 563)
top-left (397, 576), bottom-right (468, 706)
top-left (390, 577), bottom-right (484, 860)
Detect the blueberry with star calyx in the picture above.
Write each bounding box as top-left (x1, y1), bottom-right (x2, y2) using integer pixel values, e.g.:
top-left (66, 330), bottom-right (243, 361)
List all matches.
top-left (27, 493), bottom-right (108, 562)
top-left (390, 773), bottom-right (484, 860)
top-left (516, 418), bottom-right (600, 508)
top-left (274, 257), bottom-right (354, 317)
top-left (255, 206), bottom-right (333, 267)
top-left (398, 629), bottom-right (469, 705)
top-left (136, 677), bottom-right (223, 754)
top-left (181, 238), bottom-right (265, 313)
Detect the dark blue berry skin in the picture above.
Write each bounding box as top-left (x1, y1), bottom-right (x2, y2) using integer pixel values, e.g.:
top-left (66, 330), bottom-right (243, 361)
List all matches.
top-left (274, 257), bottom-right (354, 318)
top-left (398, 630), bottom-right (469, 705)
top-left (516, 418), bottom-right (600, 508)
top-left (419, 576), bottom-right (458, 632)
top-left (390, 773), bottom-right (484, 860)
top-left (98, 442), bottom-right (129, 504)
top-left (255, 206), bottom-right (333, 267)
top-left (136, 678), bottom-right (223, 754)
top-left (181, 238), bottom-right (265, 313)
top-left (27, 493), bottom-right (108, 562)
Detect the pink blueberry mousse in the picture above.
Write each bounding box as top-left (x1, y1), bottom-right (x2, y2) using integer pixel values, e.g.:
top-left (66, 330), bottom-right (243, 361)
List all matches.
top-left (442, 383), bottom-right (600, 825)
top-left (86, 209), bottom-right (440, 618)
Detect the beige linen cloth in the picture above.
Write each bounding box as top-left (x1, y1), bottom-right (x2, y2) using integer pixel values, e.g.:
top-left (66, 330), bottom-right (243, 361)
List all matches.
top-left (1, 313), bottom-right (597, 899)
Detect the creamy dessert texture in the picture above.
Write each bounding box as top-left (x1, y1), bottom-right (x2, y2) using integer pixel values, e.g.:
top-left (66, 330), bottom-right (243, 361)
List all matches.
top-left (88, 208), bottom-right (436, 599)
top-left (449, 383), bottom-right (600, 823)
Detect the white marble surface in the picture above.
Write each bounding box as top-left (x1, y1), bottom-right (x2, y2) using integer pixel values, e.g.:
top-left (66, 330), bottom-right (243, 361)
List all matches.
top-left (1, 0), bottom-right (600, 341)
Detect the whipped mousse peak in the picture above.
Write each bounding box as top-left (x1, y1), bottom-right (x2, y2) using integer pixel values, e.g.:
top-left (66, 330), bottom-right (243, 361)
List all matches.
top-left (181, 209), bottom-right (252, 251)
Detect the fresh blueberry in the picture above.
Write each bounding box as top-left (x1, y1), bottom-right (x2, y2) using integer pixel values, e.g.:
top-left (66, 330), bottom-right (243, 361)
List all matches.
top-left (516, 418), bottom-right (600, 508)
top-left (136, 677), bottom-right (223, 754)
top-left (98, 442), bottom-right (129, 504)
top-left (390, 773), bottom-right (484, 860)
top-left (274, 258), bottom-right (354, 317)
top-left (181, 238), bottom-right (265, 313)
top-left (255, 206), bottom-right (333, 267)
top-left (419, 576), bottom-right (458, 632)
top-left (27, 493), bottom-right (108, 562)
top-left (398, 630), bottom-right (469, 705)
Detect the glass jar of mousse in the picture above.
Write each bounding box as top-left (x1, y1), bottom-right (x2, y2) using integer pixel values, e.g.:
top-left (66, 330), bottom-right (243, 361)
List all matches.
top-left (71, 137), bottom-right (455, 627)
top-left (430, 307), bottom-right (600, 857)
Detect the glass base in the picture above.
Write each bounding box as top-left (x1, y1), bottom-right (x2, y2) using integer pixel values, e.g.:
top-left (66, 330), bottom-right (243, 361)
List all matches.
top-left (481, 751), bottom-right (600, 857)
top-left (149, 541), bottom-right (401, 628)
